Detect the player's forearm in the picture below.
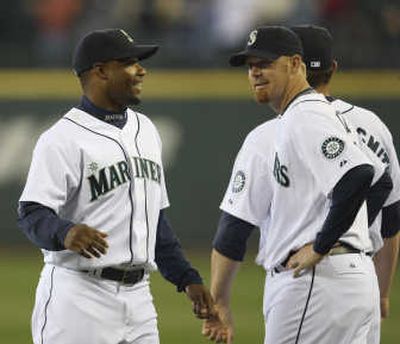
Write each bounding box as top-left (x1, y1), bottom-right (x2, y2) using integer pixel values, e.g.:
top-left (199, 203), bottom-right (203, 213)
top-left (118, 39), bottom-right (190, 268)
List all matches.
top-left (366, 170), bottom-right (393, 226)
top-left (373, 234), bottom-right (399, 298)
top-left (210, 249), bottom-right (241, 306)
top-left (155, 210), bottom-right (203, 291)
top-left (314, 164), bottom-right (374, 254)
top-left (17, 201), bottom-right (74, 250)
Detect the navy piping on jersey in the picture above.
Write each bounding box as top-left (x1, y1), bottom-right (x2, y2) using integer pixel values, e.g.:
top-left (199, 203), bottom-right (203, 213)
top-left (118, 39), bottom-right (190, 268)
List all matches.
top-left (339, 105), bottom-right (354, 115)
top-left (325, 96), bottom-right (354, 115)
top-left (294, 267), bottom-right (315, 344)
top-left (133, 111), bottom-right (151, 264)
top-left (280, 87), bottom-right (315, 115)
top-left (62, 117), bottom-right (137, 263)
top-left (40, 266), bottom-right (55, 344)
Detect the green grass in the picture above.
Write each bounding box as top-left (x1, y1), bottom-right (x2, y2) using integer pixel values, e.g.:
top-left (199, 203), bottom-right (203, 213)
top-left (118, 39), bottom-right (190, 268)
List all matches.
top-left (0, 249), bottom-right (399, 343)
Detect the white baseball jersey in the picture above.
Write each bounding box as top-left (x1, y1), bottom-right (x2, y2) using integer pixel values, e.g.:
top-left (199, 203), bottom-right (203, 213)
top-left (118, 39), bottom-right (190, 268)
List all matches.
top-left (221, 92), bottom-right (383, 270)
top-left (20, 107), bottom-right (169, 271)
top-left (332, 99), bottom-right (400, 252)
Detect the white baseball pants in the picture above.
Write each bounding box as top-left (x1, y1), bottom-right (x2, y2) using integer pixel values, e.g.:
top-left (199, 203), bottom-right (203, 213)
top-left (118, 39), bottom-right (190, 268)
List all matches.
top-left (32, 264), bottom-right (159, 344)
top-left (263, 254), bottom-right (379, 344)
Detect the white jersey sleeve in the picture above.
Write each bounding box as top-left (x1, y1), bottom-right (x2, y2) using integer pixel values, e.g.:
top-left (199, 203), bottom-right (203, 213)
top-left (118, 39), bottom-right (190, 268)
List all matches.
top-left (220, 125), bottom-right (273, 227)
top-left (287, 103), bottom-right (375, 197)
top-left (19, 129), bottom-right (81, 214)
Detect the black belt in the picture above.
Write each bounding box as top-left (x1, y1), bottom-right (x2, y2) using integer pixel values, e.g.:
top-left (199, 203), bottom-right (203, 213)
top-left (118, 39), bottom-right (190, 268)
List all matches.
top-left (82, 267), bottom-right (145, 285)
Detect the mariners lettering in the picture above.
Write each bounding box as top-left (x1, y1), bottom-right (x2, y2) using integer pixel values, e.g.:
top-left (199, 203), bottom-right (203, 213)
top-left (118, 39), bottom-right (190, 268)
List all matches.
top-left (273, 153), bottom-right (290, 187)
top-left (88, 157), bottom-right (161, 201)
top-left (356, 127), bottom-right (390, 164)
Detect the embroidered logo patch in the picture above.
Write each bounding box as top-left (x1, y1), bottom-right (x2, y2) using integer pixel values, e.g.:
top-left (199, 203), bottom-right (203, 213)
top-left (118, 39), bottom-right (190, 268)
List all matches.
top-left (232, 171), bottom-right (246, 193)
top-left (247, 30), bottom-right (258, 46)
top-left (321, 137), bottom-right (345, 159)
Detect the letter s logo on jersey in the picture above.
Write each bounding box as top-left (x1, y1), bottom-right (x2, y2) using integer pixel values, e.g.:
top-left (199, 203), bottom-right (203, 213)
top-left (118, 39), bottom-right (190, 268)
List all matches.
top-left (273, 152), bottom-right (290, 187)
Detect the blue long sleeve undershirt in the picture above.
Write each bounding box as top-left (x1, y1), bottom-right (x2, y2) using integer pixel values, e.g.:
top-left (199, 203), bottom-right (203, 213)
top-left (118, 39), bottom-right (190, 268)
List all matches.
top-left (17, 96), bottom-right (202, 291)
top-left (214, 164), bottom-right (394, 261)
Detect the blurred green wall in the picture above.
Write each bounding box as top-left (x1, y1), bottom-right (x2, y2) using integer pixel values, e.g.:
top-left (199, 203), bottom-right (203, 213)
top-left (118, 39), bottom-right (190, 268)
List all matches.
top-left (1, 70), bottom-right (399, 247)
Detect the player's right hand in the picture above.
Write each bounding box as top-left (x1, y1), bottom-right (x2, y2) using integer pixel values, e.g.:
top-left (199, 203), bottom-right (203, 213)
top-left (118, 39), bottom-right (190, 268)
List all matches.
top-left (64, 224), bottom-right (108, 259)
top-left (202, 304), bottom-right (234, 343)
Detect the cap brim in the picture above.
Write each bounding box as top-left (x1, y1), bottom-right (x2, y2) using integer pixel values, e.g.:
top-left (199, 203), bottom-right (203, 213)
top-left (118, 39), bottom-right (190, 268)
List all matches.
top-left (117, 45), bottom-right (159, 62)
top-left (229, 49), bottom-right (280, 66)
top-left (134, 45), bottom-right (159, 61)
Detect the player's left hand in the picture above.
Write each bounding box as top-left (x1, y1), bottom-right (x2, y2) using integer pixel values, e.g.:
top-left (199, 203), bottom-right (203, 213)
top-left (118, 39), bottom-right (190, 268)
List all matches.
top-left (185, 284), bottom-right (215, 319)
top-left (287, 243), bottom-right (323, 278)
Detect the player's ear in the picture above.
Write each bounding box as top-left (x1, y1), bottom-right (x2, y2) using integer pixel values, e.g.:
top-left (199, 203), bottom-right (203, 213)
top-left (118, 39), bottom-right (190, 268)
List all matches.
top-left (92, 62), bottom-right (109, 80)
top-left (289, 54), bottom-right (302, 74)
top-left (332, 60), bottom-right (338, 73)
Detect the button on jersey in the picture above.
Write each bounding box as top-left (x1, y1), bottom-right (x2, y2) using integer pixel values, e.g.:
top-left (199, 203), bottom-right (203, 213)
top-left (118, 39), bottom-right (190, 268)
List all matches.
top-left (20, 108), bottom-right (169, 270)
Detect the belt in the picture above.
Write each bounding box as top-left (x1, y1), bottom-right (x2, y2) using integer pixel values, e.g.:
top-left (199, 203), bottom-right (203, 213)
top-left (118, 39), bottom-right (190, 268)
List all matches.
top-left (81, 267), bottom-right (145, 285)
top-left (271, 243), bottom-right (366, 275)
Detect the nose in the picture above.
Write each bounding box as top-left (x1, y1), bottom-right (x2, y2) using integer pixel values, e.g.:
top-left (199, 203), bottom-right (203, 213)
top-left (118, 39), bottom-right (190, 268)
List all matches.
top-left (249, 65), bottom-right (262, 77)
top-left (136, 63), bottom-right (146, 76)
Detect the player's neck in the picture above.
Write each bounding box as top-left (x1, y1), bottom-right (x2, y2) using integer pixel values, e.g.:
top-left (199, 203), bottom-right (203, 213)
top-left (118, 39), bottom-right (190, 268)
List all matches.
top-left (314, 83), bottom-right (331, 97)
top-left (276, 79), bottom-right (310, 114)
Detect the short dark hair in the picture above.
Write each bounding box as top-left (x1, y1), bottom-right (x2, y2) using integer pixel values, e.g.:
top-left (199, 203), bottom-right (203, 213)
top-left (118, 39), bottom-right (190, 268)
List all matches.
top-left (306, 67), bottom-right (334, 88)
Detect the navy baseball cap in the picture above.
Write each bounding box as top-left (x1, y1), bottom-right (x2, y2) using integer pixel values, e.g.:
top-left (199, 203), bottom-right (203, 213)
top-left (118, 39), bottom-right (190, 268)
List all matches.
top-left (72, 29), bottom-right (159, 75)
top-left (229, 26), bottom-right (303, 67)
top-left (291, 25), bottom-right (333, 70)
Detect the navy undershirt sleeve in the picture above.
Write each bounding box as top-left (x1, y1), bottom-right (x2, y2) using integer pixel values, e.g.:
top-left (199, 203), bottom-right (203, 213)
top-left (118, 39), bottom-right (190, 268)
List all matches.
top-left (381, 200), bottom-right (400, 238)
top-left (17, 201), bottom-right (74, 250)
top-left (366, 169), bottom-right (393, 226)
top-left (212, 211), bottom-right (255, 261)
top-left (155, 210), bottom-right (203, 292)
top-left (313, 165), bottom-right (374, 255)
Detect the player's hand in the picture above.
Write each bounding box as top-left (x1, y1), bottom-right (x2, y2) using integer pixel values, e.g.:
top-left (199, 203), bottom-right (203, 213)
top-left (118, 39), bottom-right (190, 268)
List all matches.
top-left (380, 297), bottom-right (390, 319)
top-left (287, 243), bottom-right (323, 278)
top-left (185, 284), bottom-right (215, 319)
top-left (64, 224), bottom-right (108, 259)
top-left (202, 303), bottom-right (234, 343)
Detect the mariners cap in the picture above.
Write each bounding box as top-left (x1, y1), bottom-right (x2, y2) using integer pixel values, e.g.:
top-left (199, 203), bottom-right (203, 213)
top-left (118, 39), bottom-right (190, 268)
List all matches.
top-left (72, 29), bottom-right (159, 76)
top-left (291, 25), bottom-right (333, 70)
top-left (229, 26), bottom-right (303, 67)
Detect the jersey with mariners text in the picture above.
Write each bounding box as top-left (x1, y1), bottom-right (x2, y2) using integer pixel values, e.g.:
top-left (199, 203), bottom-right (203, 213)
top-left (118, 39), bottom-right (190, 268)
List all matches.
top-left (20, 108), bottom-right (169, 271)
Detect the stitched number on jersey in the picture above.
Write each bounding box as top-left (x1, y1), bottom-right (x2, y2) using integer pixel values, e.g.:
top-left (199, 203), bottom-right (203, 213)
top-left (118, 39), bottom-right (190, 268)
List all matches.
top-left (321, 137), bottom-right (345, 159)
top-left (232, 171), bottom-right (246, 193)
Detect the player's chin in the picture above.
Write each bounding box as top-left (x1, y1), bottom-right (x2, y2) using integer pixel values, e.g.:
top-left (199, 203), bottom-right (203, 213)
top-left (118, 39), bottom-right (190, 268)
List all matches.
top-left (128, 93), bottom-right (141, 105)
top-left (253, 91), bottom-right (270, 104)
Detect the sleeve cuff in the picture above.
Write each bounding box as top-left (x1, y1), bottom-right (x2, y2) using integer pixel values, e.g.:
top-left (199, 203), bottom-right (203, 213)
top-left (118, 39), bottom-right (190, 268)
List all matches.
top-left (55, 220), bottom-right (75, 249)
top-left (177, 268), bottom-right (203, 292)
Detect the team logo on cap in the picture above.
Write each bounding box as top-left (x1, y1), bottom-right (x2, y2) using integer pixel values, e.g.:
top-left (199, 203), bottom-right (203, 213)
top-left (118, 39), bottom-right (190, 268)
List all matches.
top-left (232, 170), bottom-right (246, 193)
top-left (310, 61), bottom-right (321, 68)
top-left (321, 137), bottom-right (345, 159)
top-left (119, 29), bottom-right (134, 43)
top-left (247, 30), bottom-right (258, 46)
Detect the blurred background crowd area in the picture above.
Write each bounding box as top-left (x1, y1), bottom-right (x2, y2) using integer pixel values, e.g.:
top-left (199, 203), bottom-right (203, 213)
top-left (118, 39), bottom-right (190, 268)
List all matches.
top-left (1, 0), bottom-right (399, 69)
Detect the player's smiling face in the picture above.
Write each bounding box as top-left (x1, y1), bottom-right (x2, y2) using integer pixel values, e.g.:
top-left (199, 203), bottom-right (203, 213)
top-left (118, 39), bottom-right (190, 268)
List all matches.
top-left (105, 58), bottom-right (146, 109)
top-left (247, 56), bottom-right (291, 108)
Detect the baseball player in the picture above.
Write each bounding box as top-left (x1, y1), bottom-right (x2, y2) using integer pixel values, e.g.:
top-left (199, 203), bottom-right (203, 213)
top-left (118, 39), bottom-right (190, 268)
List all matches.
top-left (291, 24), bottom-right (400, 342)
top-left (17, 29), bottom-right (214, 344)
top-left (202, 26), bottom-right (393, 344)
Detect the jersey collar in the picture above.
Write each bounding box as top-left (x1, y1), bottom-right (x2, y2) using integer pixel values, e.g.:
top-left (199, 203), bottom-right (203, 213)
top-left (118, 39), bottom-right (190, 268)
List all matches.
top-left (77, 96), bottom-right (127, 129)
top-left (279, 87), bottom-right (315, 117)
